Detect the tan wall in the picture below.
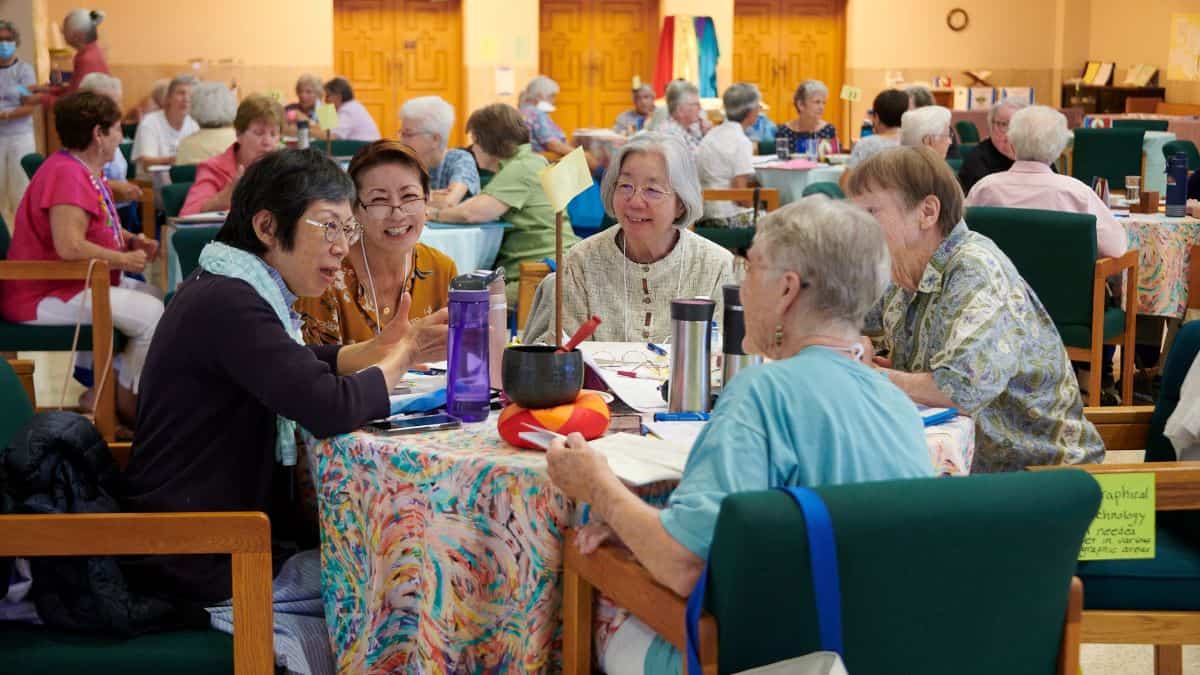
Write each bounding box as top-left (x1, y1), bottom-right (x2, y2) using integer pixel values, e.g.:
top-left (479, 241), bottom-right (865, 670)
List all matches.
top-left (461, 0), bottom-right (538, 116)
top-left (1088, 0), bottom-right (1200, 104)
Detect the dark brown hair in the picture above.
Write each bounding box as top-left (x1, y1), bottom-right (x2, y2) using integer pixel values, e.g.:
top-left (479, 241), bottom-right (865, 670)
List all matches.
top-left (845, 146), bottom-right (964, 236)
top-left (466, 103), bottom-right (529, 160)
top-left (346, 140), bottom-right (430, 198)
top-left (53, 90), bottom-right (120, 151)
top-left (234, 94), bottom-right (284, 135)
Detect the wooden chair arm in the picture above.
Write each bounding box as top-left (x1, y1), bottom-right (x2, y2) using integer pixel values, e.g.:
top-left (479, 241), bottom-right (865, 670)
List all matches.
top-left (1084, 406), bottom-right (1154, 425)
top-left (1030, 462), bottom-right (1200, 510)
top-left (564, 529), bottom-right (717, 656)
top-left (0, 512), bottom-right (274, 674)
top-left (1095, 249), bottom-right (1139, 278)
top-left (1084, 405), bottom-right (1155, 451)
top-left (0, 259), bottom-right (109, 281)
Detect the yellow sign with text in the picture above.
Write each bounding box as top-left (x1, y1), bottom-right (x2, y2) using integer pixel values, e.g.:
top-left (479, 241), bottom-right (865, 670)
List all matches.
top-left (839, 85), bottom-right (862, 102)
top-left (1079, 473), bottom-right (1155, 561)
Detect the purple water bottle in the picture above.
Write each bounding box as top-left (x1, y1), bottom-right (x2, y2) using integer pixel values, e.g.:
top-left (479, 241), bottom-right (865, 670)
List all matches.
top-left (1166, 152), bottom-right (1188, 218)
top-left (447, 281), bottom-right (491, 422)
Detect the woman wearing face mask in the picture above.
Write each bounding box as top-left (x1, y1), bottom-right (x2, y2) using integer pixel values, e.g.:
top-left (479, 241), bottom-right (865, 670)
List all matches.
top-left (0, 20), bottom-right (37, 220)
top-left (298, 140), bottom-right (458, 345)
top-left (518, 75), bottom-right (574, 157)
top-left (180, 94), bottom-right (284, 216)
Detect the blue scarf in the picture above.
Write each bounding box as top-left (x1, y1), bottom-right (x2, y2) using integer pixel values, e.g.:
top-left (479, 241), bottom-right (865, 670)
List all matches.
top-left (198, 241), bottom-right (301, 466)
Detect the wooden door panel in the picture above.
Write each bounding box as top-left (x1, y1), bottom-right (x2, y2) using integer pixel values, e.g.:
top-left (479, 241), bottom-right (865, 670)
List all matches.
top-left (734, 0), bottom-right (788, 117)
top-left (334, 0), bottom-right (394, 139)
top-left (539, 0), bottom-right (589, 136)
top-left (780, 0), bottom-right (844, 135)
top-left (396, 0), bottom-right (462, 142)
top-left (591, 1), bottom-right (658, 126)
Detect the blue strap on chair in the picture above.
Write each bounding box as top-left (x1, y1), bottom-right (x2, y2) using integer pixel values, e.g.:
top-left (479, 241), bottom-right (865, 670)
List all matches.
top-left (686, 486), bottom-right (844, 674)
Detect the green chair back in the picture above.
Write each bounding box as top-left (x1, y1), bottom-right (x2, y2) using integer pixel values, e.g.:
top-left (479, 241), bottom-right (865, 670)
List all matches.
top-left (161, 182), bottom-right (193, 219)
top-left (707, 471), bottom-right (1101, 675)
top-left (324, 139), bottom-right (370, 158)
top-left (1071, 127), bottom-right (1144, 187)
top-left (119, 142), bottom-right (136, 180)
top-left (478, 168), bottom-right (495, 189)
top-left (801, 181), bottom-right (844, 199)
top-left (0, 215), bottom-right (9, 257)
top-left (0, 358), bottom-right (35, 449)
top-left (173, 226), bottom-right (221, 280)
top-left (957, 142), bottom-right (979, 163)
top-left (954, 120), bottom-right (981, 144)
top-left (1162, 140), bottom-right (1200, 173)
top-left (121, 122), bottom-right (137, 141)
top-left (168, 164), bottom-right (197, 184)
top-left (693, 227), bottom-right (754, 252)
top-left (757, 137), bottom-right (777, 156)
top-left (945, 157), bottom-right (963, 172)
top-left (964, 206), bottom-right (1104, 348)
top-left (1112, 119), bottom-right (1169, 133)
top-left (20, 153), bottom-right (44, 180)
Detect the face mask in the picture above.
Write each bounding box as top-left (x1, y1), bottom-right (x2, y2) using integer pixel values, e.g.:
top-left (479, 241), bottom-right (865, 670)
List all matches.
top-left (0, 42), bottom-right (16, 60)
top-left (536, 100), bottom-right (556, 113)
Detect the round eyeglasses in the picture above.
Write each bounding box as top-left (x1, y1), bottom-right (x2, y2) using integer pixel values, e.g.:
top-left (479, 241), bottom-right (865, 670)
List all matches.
top-left (305, 218), bottom-right (363, 245)
top-left (357, 198), bottom-right (425, 221)
top-left (614, 182), bottom-right (673, 203)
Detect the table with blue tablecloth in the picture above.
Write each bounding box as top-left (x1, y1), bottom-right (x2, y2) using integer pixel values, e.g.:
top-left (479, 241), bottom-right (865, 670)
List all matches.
top-left (752, 157), bottom-right (846, 205)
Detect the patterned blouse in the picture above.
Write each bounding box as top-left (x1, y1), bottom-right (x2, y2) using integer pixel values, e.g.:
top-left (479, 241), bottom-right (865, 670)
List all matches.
top-left (429, 148), bottom-right (481, 198)
top-left (865, 222), bottom-right (1104, 472)
top-left (657, 117), bottom-right (705, 153)
top-left (519, 104), bottom-right (566, 153)
top-left (775, 122), bottom-right (838, 154)
top-left (296, 243), bottom-right (457, 346)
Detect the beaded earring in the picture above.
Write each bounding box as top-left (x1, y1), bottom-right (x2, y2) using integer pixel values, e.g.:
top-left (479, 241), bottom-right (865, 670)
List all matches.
top-left (773, 324), bottom-right (784, 348)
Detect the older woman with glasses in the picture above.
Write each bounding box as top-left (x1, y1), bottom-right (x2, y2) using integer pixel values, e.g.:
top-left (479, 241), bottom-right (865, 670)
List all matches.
top-left (180, 94), bottom-right (284, 216)
top-left (298, 140), bottom-right (458, 345)
top-left (526, 133), bottom-right (732, 344)
top-left (399, 95), bottom-right (480, 208)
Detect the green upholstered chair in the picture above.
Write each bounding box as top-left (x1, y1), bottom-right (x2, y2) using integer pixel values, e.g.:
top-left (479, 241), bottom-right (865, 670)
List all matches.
top-left (20, 152), bottom-right (43, 180)
top-left (801, 181), bottom-right (845, 199)
top-left (169, 164), bottom-right (197, 184)
top-left (692, 227), bottom-right (755, 252)
top-left (945, 157), bottom-right (963, 172)
top-left (322, 139), bottom-right (369, 158)
top-left (1112, 119), bottom-right (1170, 133)
top-left (173, 225), bottom-right (221, 281)
top-left (957, 141), bottom-right (979, 163)
top-left (118, 141), bottom-right (136, 180)
top-left (0, 221), bottom-right (121, 440)
top-left (1070, 127), bottom-right (1145, 188)
top-left (162, 181), bottom-right (193, 220)
top-left (694, 188), bottom-right (779, 252)
top-left (1162, 140), bottom-right (1200, 173)
top-left (564, 471), bottom-right (1099, 675)
top-left (757, 137), bottom-right (777, 156)
top-left (965, 206), bottom-right (1138, 406)
top-left (954, 119), bottom-right (981, 144)
top-left (478, 167), bottom-right (495, 189)
top-left (1074, 321), bottom-right (1200, 675)
top-left (121, 122), bottom-right (137, 141)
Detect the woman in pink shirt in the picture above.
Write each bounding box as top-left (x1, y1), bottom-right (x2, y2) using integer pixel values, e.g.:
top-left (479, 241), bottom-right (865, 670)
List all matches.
top-left (1, 91), bottom-right (162, 424)
top-left (181, 94), bottom-right (283, 216)
top-left (31, 9), bottom-right (109, 102)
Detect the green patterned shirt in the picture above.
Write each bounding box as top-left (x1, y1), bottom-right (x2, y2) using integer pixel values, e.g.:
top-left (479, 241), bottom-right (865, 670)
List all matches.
top-left (866, 222), bottom-right (1105, 472)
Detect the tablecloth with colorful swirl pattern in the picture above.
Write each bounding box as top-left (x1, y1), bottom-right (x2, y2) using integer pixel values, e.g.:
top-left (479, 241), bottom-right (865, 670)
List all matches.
top-left (1123, 214), bottom-right (1200, 318)
top-left (312, 415), bottom-right (974, 673)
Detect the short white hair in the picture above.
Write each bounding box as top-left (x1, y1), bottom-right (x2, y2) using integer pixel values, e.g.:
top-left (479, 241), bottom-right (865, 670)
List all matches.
top-left (400, 96), bottom-right (454, 151)
top-left (600, 133), bottom-right (703, 228)
top-left (1008, 105), bottom-right (1072, 165)
top-left (722, 83), bottom-right (761, 123)
top-left (519, 75), bottom-right (559, 107)
top-left (900, 106), bottom-right (952, 147)
top-left (754, 196), bottom-right (891, 328)
top-left (78, 72), bottom-right (121, 100)
top-left (793, 80), bottom-right (829, 107)
top-left (64, 9), bottom-right (103, 42)
top-left (987, 98), bottom-right (1028, 128)
top-left (167, 74), bottom-right (197, 97)
top-left (188, 81), bottom-right (237, 128)
top-left (666, 80), bottom-right (699, 115)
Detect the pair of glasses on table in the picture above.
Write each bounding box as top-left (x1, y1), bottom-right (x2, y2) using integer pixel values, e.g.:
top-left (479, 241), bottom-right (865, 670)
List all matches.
top-left (590, 349), bottom-right (670, 376)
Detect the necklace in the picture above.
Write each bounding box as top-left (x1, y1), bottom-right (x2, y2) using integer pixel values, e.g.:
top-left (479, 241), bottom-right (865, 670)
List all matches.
top-left (792, 335), bottom-right (866, 362)
top-left (620, 228), bottom-right (686, 342)
top-left (63, 150), bottom-right (122, 250)
top-left (360, 242), bottom-right (414, 334)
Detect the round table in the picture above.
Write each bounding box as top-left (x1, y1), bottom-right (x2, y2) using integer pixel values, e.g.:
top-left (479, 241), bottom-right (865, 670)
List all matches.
top-left (419, 221), bottom-right (508, 273)
top-left (1123, 213), bottom-right (1200, 318)
top-left (752, 158), bottom-right (845, 205)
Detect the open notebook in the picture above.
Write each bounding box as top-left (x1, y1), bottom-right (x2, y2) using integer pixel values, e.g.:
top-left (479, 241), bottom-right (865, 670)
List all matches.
top-left (520, 428), bottom-right (689, 485)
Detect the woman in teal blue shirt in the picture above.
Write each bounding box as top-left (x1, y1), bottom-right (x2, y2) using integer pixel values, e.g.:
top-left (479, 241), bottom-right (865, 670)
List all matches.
top-left (546, 196), bottom-right (934, 674)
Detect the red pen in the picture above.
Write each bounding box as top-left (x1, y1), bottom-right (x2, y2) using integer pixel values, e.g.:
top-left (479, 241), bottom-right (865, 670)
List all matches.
top-left (617, 370), bottom-right (639, 378)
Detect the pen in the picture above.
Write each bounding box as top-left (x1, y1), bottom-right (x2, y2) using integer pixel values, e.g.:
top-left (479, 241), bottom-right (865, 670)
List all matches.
top-left (646, 342), bottom-right (667, 357)
top-left (617, 370), bottom-right (640, 378)
top-left (654, 411), bottom-right (710, 422)
top-left (408, 368), bottom-right (441, 376)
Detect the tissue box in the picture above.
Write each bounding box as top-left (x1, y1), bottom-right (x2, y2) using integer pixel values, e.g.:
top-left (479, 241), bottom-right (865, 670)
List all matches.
top-left (999, 87), bottom-right (1035, 105)
top-left (953, 87), bottom-right (996, 110)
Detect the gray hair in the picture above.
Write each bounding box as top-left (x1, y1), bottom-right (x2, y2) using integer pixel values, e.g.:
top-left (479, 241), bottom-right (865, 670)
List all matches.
top-left (793, 80), bottom-right (828, 107)
top-left (666, 80), bottom-right (699, 115)
top-left (167, 74), bottom-right (197, 97)
top-left (64, 9), bottom-right (103, 43)
top-left (600, 133), bottom-right (703, 228)
top-left (149, 79), bottom-right (170, 107)
top-left (0, 20), bottom-right (21, 45)
top-left (295, 73), bottom-right (323, 96)
top-left (632, 84), bottom-right (655, 99)
top-left (754, 196), bottom-right (891, 328)
top-left (722, 83), bottom-right (761, 123)
top-left (188, 81), bottom-right (237, 128)
top-left (519, 75), bottom-right (559, 107)
top-left (905, 85), bottom-right (935, 108)
top-left (1008, 105), bottom-right (1072, 165)
top-left (900, 106), bottom-right (951, 147)
top-left (987, 98), bottom-right (1028, 128)
top-left (78, 72), bottom-right (121, 100)
top-left (400, 95), bottom-right (454, 150)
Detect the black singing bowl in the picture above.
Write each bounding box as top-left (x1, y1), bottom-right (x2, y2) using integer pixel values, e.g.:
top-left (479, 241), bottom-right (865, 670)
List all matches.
top-left (501, 345), bottom-right (584, 409)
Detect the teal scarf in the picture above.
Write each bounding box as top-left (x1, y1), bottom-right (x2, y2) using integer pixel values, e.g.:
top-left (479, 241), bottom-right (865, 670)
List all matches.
top-left (198, 241), bottom-right (301, 466)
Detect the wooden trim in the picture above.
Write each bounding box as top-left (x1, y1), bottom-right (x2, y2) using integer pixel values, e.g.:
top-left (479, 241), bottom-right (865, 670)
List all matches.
top-left (1084, 406), bottom-right (1155, 424)
top-left (516, 261), bottom-right (553, 331)
top-left (0, 512), bottom-right (270, 556)
top-left (1190, 246), bottom-right (1200, 310)
top-left (231, 549), bottom-right (275, 674)
top-left (1032, 463), bottom-right (1200, 510)
top-left (561, 553), bottom-right (594, 675)
top-left (8, 358), bottom-right (35, 406)
top-left (1156, 645), bottom-right (1184, 675)
top-left (1058, 578), bottom-right (1083, 675)
top-left (1082, 610), bottom-right (1200, 645)
top-left (701, 188), bottom-right (781, 212)
top-left (1084, 406), bottom-right (1154, 450)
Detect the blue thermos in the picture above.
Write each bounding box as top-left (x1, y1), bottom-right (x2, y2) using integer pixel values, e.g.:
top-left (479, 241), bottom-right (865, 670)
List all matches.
top-left (1166, 153), bottom-right (1188, 218)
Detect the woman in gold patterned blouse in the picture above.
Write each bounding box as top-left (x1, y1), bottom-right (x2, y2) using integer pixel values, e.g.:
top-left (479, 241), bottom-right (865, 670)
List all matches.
top-left (297, 140), bottom-right (457, 346)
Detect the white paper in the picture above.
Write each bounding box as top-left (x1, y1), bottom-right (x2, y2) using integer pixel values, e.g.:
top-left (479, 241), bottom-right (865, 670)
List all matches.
top-left (576, 342), bottom-right (670, 412)
top-left (644, 420), bottom-right (705, 449)
top-left (588, 433), bottom-right (690, 485)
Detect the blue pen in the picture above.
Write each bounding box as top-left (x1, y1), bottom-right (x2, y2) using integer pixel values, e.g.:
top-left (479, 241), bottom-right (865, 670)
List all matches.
top-left (654, 411), bottom-right (711, 422)
top-left (646, 342), bottom-right (668, 357)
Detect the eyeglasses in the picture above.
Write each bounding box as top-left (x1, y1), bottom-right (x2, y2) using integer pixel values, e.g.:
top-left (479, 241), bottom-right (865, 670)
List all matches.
top-left (357, 198), bottom-right (425, 221)
top-left (614, 182), bottom-right (673, 203)
top-left (305, 218), bottom-right (362, 245)
top-left (991, 120), bottom-right (1010, 132)
top-left (399, 129), bottom-right (431, 141)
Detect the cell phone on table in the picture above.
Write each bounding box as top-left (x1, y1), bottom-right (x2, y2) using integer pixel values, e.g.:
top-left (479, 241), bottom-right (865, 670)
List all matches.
top-left (365, 413), bottom-right (461, 435)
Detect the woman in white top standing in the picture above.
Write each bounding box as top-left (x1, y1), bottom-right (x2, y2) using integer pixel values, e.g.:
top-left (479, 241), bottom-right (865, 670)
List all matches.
top-left (130, 74), bottom-right (199, 178)
top-left (696, 82), bottom-right (761, 228)
top-left (527, 133), bottom-right (733, 344)
top-left (0, 19), bottom-right (37, 222)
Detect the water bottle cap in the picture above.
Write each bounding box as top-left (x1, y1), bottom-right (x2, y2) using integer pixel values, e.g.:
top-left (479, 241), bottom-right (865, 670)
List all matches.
top-left (670, 298), bottom-right (716, 322)
top-left (448, 287), bottom-right (489, 301)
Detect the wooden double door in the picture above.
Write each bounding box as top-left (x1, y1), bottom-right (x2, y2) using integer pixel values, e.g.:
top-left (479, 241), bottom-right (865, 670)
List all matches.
top-left (734, 0), bottom-right (846, 136)
top-left (333, 0), bottom-right (462, 142)
top-left (539, 0), bottom-right (659, 138)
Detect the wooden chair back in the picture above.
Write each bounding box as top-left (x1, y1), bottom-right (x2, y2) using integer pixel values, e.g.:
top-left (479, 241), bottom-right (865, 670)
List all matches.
top-left (517, 262), bottom-right (553, 331)
top-left (701, 188), bottom-right (780, 214)
top-left (1156, 102), bottom-right (1200, 117)
top-left (1124, 97), bottom-right (1162, 114)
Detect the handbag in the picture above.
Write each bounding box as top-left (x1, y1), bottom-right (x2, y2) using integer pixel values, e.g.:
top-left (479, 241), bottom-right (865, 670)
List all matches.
top-left (685, 487), bottom-right (850, 675)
